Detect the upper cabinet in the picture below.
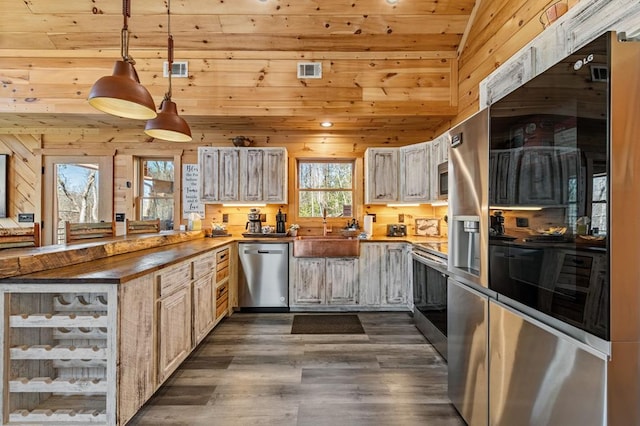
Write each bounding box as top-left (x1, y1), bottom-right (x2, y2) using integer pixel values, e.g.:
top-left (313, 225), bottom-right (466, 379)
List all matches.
top-left (400, 142), bottom-right (431, 202)
top-left (365, 135), bottom-right (448, 205)
top-left (198, 148), bottom-right (239, 202)
top-left (365, 148), bottom-right (399, 204)
top-left (199, 147), bottom-right (287, 204)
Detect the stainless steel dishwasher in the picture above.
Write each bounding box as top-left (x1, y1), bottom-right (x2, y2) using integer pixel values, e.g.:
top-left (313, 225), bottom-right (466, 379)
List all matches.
top-left (238, 243), bottom-right (289, 309)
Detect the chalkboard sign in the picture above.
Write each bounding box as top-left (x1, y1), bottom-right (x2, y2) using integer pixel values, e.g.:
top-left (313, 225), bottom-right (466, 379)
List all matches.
top-left (182, 164), bottom-right (205, 219)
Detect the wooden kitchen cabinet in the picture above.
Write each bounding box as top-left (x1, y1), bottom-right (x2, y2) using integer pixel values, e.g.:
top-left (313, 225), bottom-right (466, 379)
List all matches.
top-left (517, 147), bottom-right (563, 205)
top-left (358, 243), bottom-right (409, 307)
top-left (198, 147), bottom-right (240, 202)
top-left (291, 257), bottom-right (359, 306)
top-left (365, 148), bottom-right (399, 204)
top-left (326, 258), bottom-right (359, 305)
top-left (400, 142), bottom-right (431, 202)
top-left (155, 258), bottom-right (195, 384)
top-left (192, 265), bottom-right (215, 345)
top-left (292, 257), bottom-right (326, 305)
top-left (239, 147), bottom-right (288, 204)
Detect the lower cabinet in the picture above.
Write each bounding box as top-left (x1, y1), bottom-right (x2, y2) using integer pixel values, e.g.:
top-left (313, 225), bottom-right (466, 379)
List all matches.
top-left (291, 257), bottom-right (358, 306)
top-left (290, 243), bottom-right (409, 310)
top-left (157, 283), bottom-right (192, 384)
top-left (193, 272), bottom-right (215, 345)
top-left (358, 243), bottom-right (409, 307)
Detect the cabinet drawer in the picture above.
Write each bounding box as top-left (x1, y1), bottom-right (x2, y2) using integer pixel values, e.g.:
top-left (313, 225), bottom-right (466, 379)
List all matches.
top-left (216, 266), bottom-right (229, 283)
top-left (216, 282), bottom-right (229, 318)
top-left (216, 258), bottom-right (229, 272)
top-left (193, 252), bottom-right (215, 280)
top-left (157, 262), bottom-right (192, 297)
top-left (216, 248), bottom-right (230, 264)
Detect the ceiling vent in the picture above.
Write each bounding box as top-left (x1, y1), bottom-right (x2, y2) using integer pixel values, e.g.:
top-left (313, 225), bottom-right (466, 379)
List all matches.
top-left (590, 65), bottom-right (608, 82)
top-left (163, 61), bottom-right (189, 78)
top-left (297, 62), bottom-right (322, 79)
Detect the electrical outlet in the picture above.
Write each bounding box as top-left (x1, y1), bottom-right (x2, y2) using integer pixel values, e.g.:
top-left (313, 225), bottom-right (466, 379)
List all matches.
top-left (18, 213), bottom-right (34, 223)
top-left (222, 214), bottom-right (229, 223)
top-left (398, 214), bottom-right (404, 223)
top-left (516, 217), bottom-right (529, 227)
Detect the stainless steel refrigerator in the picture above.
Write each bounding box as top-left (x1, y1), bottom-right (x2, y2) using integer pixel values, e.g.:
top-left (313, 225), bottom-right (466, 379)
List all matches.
top-left (446, 108), bottom-right (492, 426)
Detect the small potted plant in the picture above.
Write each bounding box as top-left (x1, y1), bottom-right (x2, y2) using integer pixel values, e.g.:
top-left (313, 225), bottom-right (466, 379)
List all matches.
top-left (288, 224), bottom-right (300, 237)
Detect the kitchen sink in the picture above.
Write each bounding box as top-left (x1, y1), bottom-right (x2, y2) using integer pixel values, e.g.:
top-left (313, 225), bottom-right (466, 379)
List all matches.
top-left (292, 236), bottom-right (360, 258)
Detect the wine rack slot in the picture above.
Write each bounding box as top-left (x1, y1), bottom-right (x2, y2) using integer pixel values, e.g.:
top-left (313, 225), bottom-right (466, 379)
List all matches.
top-left (10, 409), bottom-right (107, 424)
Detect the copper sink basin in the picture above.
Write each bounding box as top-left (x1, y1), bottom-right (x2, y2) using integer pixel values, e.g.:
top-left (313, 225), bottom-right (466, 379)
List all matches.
top-left (293, 236), bottom-right (360, 258)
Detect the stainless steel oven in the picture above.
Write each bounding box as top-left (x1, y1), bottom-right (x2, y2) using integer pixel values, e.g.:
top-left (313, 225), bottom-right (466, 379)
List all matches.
top-left (412, 243), bottom-right (448, 360)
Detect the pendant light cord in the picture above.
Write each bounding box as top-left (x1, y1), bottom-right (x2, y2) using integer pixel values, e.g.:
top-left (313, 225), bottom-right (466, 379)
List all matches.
top-left (165, 0), bottom-right (174, 102)
top-left (121, 0), bottom-right (134, 64)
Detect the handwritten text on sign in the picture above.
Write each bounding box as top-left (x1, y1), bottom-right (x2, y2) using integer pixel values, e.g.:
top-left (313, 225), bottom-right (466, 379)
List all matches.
top-left (182, 164), bottom-right (205, 219)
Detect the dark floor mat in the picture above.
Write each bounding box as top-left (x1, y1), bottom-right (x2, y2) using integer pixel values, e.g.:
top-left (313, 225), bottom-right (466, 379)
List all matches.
top-left (291, 314), bottom-right (365, 334)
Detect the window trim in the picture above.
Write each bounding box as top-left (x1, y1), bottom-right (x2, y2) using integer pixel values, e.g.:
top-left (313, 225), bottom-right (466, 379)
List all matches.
top-left (135, 155), bottom-right (182, 231)
top-left (291, 156), bottom-right (363, 227)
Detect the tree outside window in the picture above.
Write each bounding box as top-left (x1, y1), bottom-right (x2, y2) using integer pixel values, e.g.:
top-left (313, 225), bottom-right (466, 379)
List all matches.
top-left (298, 160), bottom-right (353, 217)
top-left (140, 159), bottom-right (174, 230)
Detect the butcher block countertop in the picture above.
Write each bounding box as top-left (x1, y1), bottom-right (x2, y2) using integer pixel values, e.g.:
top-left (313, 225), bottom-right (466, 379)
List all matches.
top-left (0, 231), bottom-right (446, 283)
top-left (0, 231), bottom-right (232, 282)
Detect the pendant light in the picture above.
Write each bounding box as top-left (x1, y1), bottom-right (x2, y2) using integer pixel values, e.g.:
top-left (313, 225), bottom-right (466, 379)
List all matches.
top-left (87, 0), bottom-right (157, 120)
top-left (144, 0), bottom-right (192, 142)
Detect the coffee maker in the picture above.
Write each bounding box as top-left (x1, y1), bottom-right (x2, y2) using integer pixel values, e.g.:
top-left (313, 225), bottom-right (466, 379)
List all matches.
top-left (246, 208), bottom-right (263, 234)
top-left (276, 208), bottom-right (286, 234)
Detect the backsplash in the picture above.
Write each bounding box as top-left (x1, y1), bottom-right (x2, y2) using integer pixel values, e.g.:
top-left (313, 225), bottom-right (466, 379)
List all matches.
top-left (201, 203), bottom-right (449, 237)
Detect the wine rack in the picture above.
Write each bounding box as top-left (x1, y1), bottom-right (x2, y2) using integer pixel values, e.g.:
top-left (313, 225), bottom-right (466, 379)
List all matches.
top-left (1, 285), bottom-right (117, 425)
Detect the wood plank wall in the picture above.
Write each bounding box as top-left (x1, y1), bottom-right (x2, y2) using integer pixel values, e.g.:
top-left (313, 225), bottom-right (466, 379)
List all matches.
top-left (0, 134), bottom-right (41, 228)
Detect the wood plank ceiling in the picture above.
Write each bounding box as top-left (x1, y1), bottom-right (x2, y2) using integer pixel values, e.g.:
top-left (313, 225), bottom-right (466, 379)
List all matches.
top-left (0, 0), bottom-right (477, 145)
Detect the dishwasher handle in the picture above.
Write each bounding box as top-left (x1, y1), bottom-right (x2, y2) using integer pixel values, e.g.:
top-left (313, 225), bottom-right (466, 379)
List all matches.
top-left (244, 249), bottom-right (285, 255)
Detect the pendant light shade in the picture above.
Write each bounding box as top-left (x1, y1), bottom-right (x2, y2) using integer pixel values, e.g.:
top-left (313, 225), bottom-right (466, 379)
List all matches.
top-left (87, 0), bottom-right (157, 120)
top-left (88, 61), bottom-right (157, 120)
top-left (144, 0), bottom-right (192, 141)
top-left (144, 98), bottom-right (192, 141)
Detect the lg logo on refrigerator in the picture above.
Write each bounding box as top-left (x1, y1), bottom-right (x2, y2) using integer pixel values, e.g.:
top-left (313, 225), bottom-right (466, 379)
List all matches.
top-left (574, 53), bottom-right (595, 70)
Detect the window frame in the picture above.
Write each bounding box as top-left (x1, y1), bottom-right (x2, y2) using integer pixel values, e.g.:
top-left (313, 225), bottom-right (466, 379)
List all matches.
top-left (135, 156), bottom-right (181, 231)
top-left (292, 156), bottom-right (363, 228)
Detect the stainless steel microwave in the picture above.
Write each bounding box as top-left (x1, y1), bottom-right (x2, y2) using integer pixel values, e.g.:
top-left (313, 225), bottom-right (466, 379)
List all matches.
top-left (437, 162), bottom-right (448, 199)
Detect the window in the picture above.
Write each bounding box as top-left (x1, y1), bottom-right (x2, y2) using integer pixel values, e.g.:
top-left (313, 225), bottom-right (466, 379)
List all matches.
top-left (44, 156), bottom-right (113, 245)
top-left (298, 160), bottom-right (354, 217)
top-left (139, 159), bottom-right (175, 231)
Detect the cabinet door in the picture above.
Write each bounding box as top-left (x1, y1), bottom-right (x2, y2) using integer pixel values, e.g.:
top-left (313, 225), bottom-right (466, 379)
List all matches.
top-left (218, 149), bottom-right (239, 201)
top-left (198, 147), bottom-right (218, 202)
top-left (263, 148), bottom-right (287, 203)
top-left (158, 285), bottom-right (192, 384)
top-left (358, 243), bottom-right (383, 306)
top-left (400, 143), bottom-right (430, 202)
top-left (292, 258), bottom-right (325, 304)
top-left (365, 148), bottom-right (399, 203)
top-left (326, 258), bottom-right (359, 305)
top-left (518, 147), bottom-right (562, 205)
top-left (240, 149), bottom-right (264, 201)
top-left (193, 273), bottom-right (215, 345)
top-left (383, 244), bottom-right (408, 305)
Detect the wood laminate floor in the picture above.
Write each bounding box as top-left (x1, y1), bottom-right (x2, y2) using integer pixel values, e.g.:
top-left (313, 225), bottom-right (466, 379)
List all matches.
top-left (128, 312), bottom-right (465, 426)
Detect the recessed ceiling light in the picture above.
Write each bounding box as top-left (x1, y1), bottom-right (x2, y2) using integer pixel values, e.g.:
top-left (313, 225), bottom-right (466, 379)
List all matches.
top-left (386, 0), bottom-right (398, 4)
top-left (320, 121), bottom-right (333, 128)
